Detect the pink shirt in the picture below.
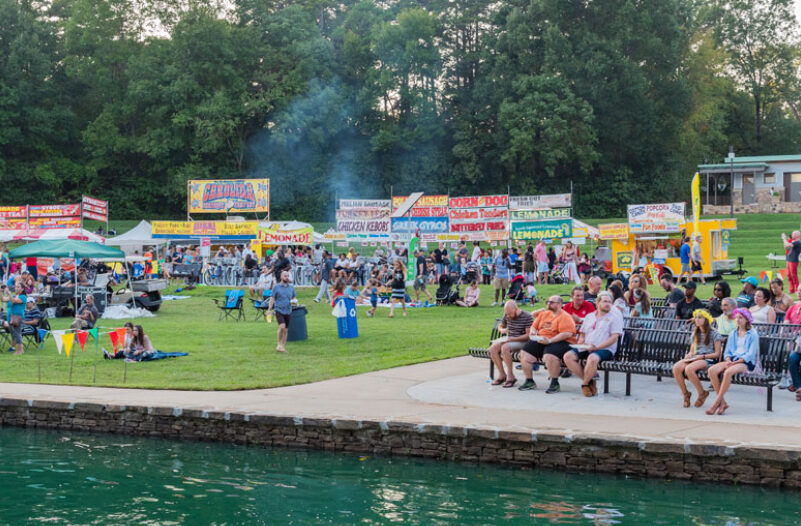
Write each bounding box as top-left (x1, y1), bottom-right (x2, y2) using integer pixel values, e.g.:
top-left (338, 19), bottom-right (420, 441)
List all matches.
top-left (535, 244), bottom-right (547, 262)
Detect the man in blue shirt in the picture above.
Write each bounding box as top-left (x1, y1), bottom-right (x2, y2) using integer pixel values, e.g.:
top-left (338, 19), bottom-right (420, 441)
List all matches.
top-left (678, 236), bottom-right (691, 284)
top-left (269, 270), bottom-right (296, 353)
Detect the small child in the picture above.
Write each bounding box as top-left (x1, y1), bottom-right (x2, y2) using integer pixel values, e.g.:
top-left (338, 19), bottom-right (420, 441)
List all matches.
top-left (526, 283), bottom-right (537, 302)
top-left (365, 279), bottom-right (379, 317)
top-left (344, 279), bottom-right (360, 299)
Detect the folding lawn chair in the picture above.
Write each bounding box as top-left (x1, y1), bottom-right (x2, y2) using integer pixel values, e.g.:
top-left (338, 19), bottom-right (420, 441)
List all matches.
top-left (250, 289), bottom-right (272, 321)
top-left (23, 317), bottom-right (51, 352)
top-left (213, 290), bottom-right (246, 321)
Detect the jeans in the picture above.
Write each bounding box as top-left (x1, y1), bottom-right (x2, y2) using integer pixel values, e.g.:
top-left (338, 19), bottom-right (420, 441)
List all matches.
top-left (435, 263), bottom-right (443, 277)
top-left (315, 279), bottom-right (330, 302)
top-left (789, 351), bottom-right (801, 389)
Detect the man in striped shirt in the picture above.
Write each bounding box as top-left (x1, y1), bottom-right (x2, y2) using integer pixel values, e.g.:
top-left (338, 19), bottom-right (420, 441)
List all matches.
top-left (489, 300), bottom-right (534, 388)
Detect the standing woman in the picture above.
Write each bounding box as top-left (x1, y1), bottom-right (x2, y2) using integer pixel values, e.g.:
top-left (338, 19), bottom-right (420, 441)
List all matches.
top-left (481, 249), bottom-right (493, 285)
top-left (535, 240), bottom-right (549, 284)
top-left (389, 260), bottom-right (407, 318)
top-left (672, 310), bottom-right (722, 407)
top-left (562, 241), bottom-right (580, 285)
top-left (706, 309), bottom-right (759, 415)
top-left (769, 278), bottom-right (793, 316)
top-left (492, 249), bottom-right (511, 306)
top-left (2, 280), bottom-right (26, 355)
top-left (624, 274), bottom-right (648, 308)
top-left (523, 249), bottom-right (536, 285)
top-left (749, 287), bottom-right (776, 324)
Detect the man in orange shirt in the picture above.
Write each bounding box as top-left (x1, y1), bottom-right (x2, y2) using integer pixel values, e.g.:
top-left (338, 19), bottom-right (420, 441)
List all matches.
top-left (517, 295), bottom-right (576, 393)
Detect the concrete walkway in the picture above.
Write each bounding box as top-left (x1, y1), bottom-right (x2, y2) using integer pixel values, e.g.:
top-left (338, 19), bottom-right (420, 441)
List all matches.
top-left (2, 356), bottom-right (800, 448)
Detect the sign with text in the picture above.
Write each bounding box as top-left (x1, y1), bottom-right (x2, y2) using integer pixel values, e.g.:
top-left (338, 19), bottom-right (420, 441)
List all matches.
top-left (188, 179), bottom-right (269, 214)
top-left (152, 221), bottom-right (259, 240)
top-left (599, 223), bottom-right (630, 240)
top-left (28, 204), bottom-right (80, 218)
top-left (28, 217), bottom-right (81, 229)
top-left (339, 199), bottom-right (391, 209)
top-left (335, 208), bottom-right (389, 220)
top-left (509, 208), bottom-right (571, 221)
top-left (0, 206), bottom-right (27, 219)
top-left (448, 207), bottom-right (508, 222)
top-left (627, 203), bottom-right (685, 234)
top-left (510, 220), bottom-right (572, 241)
top-left (509, 193), bottom-right (572, 210)
top-left (448, 195), bottom-right (508, 209)
top-left (258, 224), bottom-right (313, 246)
top-left (392, 195), bottom-right (448, 213)
top-left (336, 218), bottom-right (391, 234)
top-left (391, 217), bottom-right (449, 234)
top-left (82, 196), bottom-right (108, 222)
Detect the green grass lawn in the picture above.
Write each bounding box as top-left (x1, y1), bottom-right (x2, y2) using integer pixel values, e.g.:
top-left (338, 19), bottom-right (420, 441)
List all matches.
top-left (1, 213), bottom-right (796, 391)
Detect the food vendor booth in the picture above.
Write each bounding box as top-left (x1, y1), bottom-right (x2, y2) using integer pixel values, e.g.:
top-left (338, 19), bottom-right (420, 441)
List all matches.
top-left (601, 203), bottom-right (737, 279)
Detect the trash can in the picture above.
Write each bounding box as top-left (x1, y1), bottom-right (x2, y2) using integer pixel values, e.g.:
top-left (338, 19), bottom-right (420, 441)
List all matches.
top-left (286, 305), bottom-right (308, 342)
top-left (336, 297), bottom-right (358, 339)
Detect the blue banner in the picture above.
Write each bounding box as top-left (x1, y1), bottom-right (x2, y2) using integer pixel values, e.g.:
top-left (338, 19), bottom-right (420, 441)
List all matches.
top-left (391, 217), bottom-right (449, 234)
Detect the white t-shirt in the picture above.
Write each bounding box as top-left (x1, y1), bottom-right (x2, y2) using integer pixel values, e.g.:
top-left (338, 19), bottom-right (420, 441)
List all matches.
top-left (580, 309), bottom-right (624, 354)
top-left (471, 246), bottom-right (481, 262)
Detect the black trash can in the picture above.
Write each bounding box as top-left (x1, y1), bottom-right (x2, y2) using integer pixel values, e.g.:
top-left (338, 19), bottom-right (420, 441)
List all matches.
top-left (286, 305), bottom-right (308, 341)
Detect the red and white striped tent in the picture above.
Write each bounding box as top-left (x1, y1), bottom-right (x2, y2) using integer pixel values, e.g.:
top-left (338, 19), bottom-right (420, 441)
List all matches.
top-left (3, 228), bottom-right (106, 243)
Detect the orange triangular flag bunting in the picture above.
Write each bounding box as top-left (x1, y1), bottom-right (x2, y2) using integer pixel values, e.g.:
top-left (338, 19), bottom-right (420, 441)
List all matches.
top-left (76, 330), bottom-right (89, 351)
top-left (114, 327), bottom-right (127, 351)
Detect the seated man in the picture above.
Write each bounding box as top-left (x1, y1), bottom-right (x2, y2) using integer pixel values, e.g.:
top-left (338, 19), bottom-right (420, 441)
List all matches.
top-left (675, 281), bottom-right (704, 320)
top-left (21, 298), bottom-right (42, 336)
top-left (488, 300), bottom-right (534, 388)
top-left (736, 276), bottom-right (757, 309)
top-left (563, 286), bottom-right (595, 324)
top-left (563, 292), bottom-right (623, 397)
top-left (250, 266), bottom-right (274, 299)
top-left (516, 295), bottom-right (577, 393)
top-left (70, 294), bottom-right (99, 330)
top-left (584, 276), bottom-right (602, 304)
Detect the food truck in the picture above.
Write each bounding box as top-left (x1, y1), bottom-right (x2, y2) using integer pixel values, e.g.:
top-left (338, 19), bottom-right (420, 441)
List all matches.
top-left (600, 203), bottom-right (737, 279)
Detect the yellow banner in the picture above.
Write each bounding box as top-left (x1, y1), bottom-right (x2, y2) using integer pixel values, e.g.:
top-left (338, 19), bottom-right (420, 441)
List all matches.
top-left (691, 172), bottom-right (700, 237)
top-left (258, 225), bottom-right (313, 246)
top-left (188, 179), bottom-right (269, 214)
top-left (152, 221), bottom-right (259, 238)
top-left (599, 223), bottom-right (629, 240)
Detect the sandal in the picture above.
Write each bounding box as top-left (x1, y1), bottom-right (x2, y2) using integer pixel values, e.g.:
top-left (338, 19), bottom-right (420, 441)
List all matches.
top-left (796, 390), bottom-right (801, 402)
top-left (682, 392), bottom-right (691, 408)
top-left (717, 402), bottom-right (729, 415)
top-left (694, 390), bottom-right (709, 408)
top-left (491, 377), bottom-right (507, 386)
top-left (502, 378), bottom-right (517, 388)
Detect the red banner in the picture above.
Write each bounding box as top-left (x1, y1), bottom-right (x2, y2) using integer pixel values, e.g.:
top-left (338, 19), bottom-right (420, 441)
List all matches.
top-left (29, 204), bottom-right (80, 218)
top-left (448, 195), bottom-right (508, 209)
top-left (0, 206), bottom-right (27, 219)
top-left (28, 217), bottom-right (81, 229)
top-left (82, 195), bottom-right (108, 221)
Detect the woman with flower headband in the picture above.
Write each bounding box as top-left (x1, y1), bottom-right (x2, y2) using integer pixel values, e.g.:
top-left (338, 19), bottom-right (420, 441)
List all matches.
top-left (672, 309), bottom-right (722, 408)
top-left (706, 308), bottom-right (760, 415)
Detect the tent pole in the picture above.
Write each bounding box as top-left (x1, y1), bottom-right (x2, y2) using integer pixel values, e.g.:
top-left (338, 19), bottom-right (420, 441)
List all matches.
top-left (92, 333), bottom-right (98, 383)
top-left (68, 337), bottom-right (75, 383)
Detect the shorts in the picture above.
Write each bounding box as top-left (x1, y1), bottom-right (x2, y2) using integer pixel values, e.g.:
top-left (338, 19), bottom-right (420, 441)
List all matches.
top-left (691, 261), bottom-right (702, 272)
top-left (414, 277), bottom-right (427, 291)
top-left (681, 263), bottom-right (690, 272)
top-left (275, 311), bottom-right (291, 327)
top-left (493, 277), bottom-right (510, 290)
top-left (501, 340), bottom-right (526, 351)
top-left (520, 340), bottom-right (572, 360)
top-left (537, 262), bottom-right (549, 273)
top-left (8, 322), bottom-right (22, 345)
top-left (570, 349), bottom-right (614, 362)
top-left (370, 298), bottom-right (378, 308)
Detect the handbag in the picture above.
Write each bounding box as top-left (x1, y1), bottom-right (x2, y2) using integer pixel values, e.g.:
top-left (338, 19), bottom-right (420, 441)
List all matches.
top-left (9, 314), bottom-right (22, 327)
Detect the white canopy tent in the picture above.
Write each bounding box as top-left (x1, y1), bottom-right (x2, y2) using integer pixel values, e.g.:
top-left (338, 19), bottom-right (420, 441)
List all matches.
top-left (106, 220), bottom-right (167, 246)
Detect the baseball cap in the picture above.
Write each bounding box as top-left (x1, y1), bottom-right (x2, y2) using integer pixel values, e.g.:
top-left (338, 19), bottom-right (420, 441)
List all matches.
top-left (682, 280), bottom-right (697, 289)
top-left (741, 276), bottom-right (758, 287)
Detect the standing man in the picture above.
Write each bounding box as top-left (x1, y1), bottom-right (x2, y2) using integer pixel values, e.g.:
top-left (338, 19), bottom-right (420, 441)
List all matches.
top-left (314, 251), bottom-right (336, 304)
top-left (690, 234), bottom-right (706, 285)
top-left (414, 249), bottom-right (432, 302)
top-left (678, 236), bottom-right (691, 284)
top-left (471, 241), bottom-right (481, 263)
top-left (782, 231), bottom-right (801, 293)
top-left (433, 243), bottom-right (446, 278)
top-left (563, 292), bottom-right (623, 397)
top-left (269, 271), bottom-right (296, 353)
top-left (271, 249), bottom-right (292, 285)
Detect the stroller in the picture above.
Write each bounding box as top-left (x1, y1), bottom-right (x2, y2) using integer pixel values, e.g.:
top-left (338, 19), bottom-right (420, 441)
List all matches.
top-left (435, 274), bottom-right (459, 305)
top-left (507, 275), bottom-right (526, 301)
top-left (463, 261), bottom-right (479, 284)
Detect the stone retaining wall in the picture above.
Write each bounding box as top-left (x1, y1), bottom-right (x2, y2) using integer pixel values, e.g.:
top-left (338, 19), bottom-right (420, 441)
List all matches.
top-left (2, 397), bottom-right (800, 488)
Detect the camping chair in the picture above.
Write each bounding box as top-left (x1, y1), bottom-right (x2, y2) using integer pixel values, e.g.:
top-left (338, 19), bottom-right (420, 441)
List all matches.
top-left (23, 317), bottom-right (51, 352)
top-left (213, 290), bottom-right (245, 321)
top-left (250, 289), bottom-right (272, 321)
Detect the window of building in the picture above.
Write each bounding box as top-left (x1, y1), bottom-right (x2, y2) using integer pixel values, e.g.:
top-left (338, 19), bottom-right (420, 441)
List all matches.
top-left (764, 173), bottom-right (776, 184)
top-left (792, 173), bottom-right (801, 184)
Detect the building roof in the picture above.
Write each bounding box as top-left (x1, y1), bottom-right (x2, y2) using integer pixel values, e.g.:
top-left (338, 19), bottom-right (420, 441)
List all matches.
top-left (698, 162), bottom-right (769, 173)
top-left (722, 154), bottom-right (801, 163)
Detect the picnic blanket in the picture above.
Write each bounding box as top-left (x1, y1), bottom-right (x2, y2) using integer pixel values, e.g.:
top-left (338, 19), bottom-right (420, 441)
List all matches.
top-left (129, 351), bottom-right (189, 362)
top-left (161, 295), bottom-right (191, 301)
top-left (101, 305), bottom-right (156, 319)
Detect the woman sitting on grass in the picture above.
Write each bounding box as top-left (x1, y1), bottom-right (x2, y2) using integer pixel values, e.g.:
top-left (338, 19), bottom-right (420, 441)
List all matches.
top-left (104, 322), bottom-right (134, 360)
top-left (126, 325), bottom-right (188, 362)
top-left (672, 309), bottom-right (722, 408)
top-left (456, 280), bottom-right (480, 307)
top-left (706, 309), bottom-right (759, 415)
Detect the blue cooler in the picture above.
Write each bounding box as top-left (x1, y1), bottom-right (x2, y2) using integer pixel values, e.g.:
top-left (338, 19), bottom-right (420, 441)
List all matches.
top-left (336, 297), bottom-right (358, 339)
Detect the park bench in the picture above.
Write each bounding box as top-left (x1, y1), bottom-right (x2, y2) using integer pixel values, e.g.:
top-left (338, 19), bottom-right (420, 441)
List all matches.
top-left (468, 317), bottom-right (800, 411)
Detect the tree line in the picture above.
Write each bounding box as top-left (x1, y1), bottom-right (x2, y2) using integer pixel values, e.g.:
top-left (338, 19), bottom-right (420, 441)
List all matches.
top-left (1, 0), bottom-right (799, 220)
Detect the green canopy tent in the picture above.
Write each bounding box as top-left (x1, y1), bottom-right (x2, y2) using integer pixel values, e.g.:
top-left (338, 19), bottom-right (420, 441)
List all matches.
top-left (9, 239), bottom-right (125, 312)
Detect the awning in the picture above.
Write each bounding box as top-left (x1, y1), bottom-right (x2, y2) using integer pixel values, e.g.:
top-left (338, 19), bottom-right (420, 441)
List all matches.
top-left (9, 239), bottom-right (124, 259)
top-left (13, 228), bottom-right (105, 243)
top-left (106, 220), bottom-right (167, 246)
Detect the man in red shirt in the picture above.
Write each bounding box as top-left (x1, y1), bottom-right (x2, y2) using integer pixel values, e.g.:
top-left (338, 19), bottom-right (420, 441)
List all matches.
top-left (563, 286), bottom-right (595, 324)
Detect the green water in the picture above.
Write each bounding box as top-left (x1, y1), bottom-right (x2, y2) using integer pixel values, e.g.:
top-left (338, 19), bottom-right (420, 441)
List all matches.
top-left (0, 427), bottom-right (797, 525)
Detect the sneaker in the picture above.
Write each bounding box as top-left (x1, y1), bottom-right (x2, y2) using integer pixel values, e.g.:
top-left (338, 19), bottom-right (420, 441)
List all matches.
top-left (518, 379), bottom-right (537, 391)
top-left (532, 364), bottom-right (540, 371)
top-left (778, 376), bottom-right (791, 390)
top-left (313, 298), bottom-right (321, 304)
top-left (365, 311), bottom-right (373, 317)
top-left (545, 380), bottom-right (560, 394)
top-left (559, 368), bottom-right (572, 379)
top-left (103, 350), bottom-right (110, 360)
top-left (491, 302), bottom-right (498, 307)
top-left (588, 378), bottom-right (598, 396)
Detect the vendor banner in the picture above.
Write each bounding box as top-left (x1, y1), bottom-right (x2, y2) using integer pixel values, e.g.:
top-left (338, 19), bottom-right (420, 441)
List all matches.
top-left (28, 204), bottom-right (80, 218)
top-left (450, 221), bottom-right (507, 233)
top-left (627, 203), bottom-right (685, 234)
top-left (391, 217), bottom-right (449, 234)
top-left (0, 206), bottom-right (27, 219)
top-left (599, 223), bottom-right (630, 240)
top-left (188, 179), bottom-right (269, 214)
top-left (448, 207), bottom-right (508, 222)
top-left (335, 208), bottom-right (389, 220)
top-left (509, 208), bottom-right (571, 221)
top-left (509, 193), bottom-right (571, 210)
top-left (336, 218), bottom-right (391, 234)
top-left (339, 199), bottom-right (391, 209)
top-left (28, 217), bottom-right (81, 229)
top-left (258, 224), bottom-right (313, 245)
top-left (511, 220), bottom-right (572, 241)
top-left (448, 195), bottom-right (508, 209)
top-left (392, 195), bottom-right (448, 213)
top-left (82, 195), bottom-right (108, 222)
top-left (152, 220), bottom-right (259, 240)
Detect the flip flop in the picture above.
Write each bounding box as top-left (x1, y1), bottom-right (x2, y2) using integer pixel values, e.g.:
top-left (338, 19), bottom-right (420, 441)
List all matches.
top-left (491, 377), bottom-right (507, 386)
top-left (502, 378), bottom-right (517, 388)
